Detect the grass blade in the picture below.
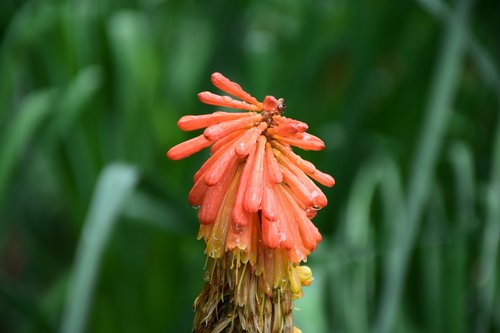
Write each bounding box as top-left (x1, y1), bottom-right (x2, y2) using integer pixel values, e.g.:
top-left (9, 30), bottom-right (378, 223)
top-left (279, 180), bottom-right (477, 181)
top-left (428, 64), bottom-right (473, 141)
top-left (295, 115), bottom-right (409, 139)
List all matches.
top-left (374, 0), bottom-right (472, 331)
top-left (59, 163), bottom-right (138, 333)
top-left (44, 66), bottom-right (102, 145)
top-left (323, 155), bottom-right (404, 332)
top-left (475, 108), bottom-right (500, 332)
top-left (446, 143), bottom-right (475, 333)
top-left (0, 89), bottom-right (55, 207)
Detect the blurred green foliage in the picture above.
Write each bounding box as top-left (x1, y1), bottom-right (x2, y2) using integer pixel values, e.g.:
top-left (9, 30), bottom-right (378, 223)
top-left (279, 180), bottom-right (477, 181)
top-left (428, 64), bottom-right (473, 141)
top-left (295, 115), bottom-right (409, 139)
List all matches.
top-left (1, 0), bottom-right (499, 332)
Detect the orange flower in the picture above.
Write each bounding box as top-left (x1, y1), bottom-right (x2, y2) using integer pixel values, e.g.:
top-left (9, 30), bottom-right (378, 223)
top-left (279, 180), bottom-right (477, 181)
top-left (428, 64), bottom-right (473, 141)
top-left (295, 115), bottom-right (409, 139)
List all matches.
top-left (168, 73), bottom-right (335, 332)
top-left (167, 72), bottom-right (334, 264)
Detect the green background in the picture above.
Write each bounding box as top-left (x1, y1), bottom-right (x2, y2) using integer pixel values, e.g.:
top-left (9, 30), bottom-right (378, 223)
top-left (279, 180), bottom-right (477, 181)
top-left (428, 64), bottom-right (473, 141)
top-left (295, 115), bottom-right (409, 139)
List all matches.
top-left (1, 0), bottom-right (499, 332)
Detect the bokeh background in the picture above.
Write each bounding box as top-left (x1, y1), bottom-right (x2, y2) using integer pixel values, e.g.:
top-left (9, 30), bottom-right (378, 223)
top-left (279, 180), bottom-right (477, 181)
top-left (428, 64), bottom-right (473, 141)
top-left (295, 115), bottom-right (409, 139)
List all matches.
top-left (1, 0), bottom-right (499, 332)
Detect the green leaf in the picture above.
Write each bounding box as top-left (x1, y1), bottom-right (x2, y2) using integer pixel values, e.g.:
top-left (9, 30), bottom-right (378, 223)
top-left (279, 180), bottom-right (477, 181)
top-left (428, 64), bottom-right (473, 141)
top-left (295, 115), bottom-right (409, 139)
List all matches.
top-left (475, 113), bottom-right (500, 332)
top-left (0, 89), bottom-right (55, 206)
top-left (59, 163), bottom-right (139, 333)
top-left (44, 66), bottom-right (102, 144)
top-left (375, 0), bottom-right (472, 331)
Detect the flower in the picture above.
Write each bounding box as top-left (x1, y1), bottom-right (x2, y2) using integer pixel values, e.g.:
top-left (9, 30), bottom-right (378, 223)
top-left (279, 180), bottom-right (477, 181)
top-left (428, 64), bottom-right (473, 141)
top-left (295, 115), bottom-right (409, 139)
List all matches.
top-left (167, 72), bottom-right (334, 332)
top-left (167, 72), bottom-right (334, 261)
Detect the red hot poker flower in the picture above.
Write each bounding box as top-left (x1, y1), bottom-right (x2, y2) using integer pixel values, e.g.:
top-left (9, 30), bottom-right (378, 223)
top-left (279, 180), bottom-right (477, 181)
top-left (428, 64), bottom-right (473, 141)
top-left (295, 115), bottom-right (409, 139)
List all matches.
top-left (167, 72), bottom-right (334, 263)
top-left (167, 72), bottom-right (335, 332)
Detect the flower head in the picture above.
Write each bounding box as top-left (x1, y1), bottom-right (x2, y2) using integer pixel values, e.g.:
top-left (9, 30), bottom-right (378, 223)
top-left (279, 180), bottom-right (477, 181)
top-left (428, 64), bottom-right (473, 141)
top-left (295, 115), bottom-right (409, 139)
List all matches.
top-left (167, 72), bottom-right (334, 263)
top-left (167, 72), bottom-right (335, 332)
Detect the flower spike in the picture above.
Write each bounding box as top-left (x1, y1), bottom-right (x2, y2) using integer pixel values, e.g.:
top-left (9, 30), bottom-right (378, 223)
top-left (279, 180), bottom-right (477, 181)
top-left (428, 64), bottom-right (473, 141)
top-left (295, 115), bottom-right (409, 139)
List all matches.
top-left (167, 72), bottom-right (335, 333)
